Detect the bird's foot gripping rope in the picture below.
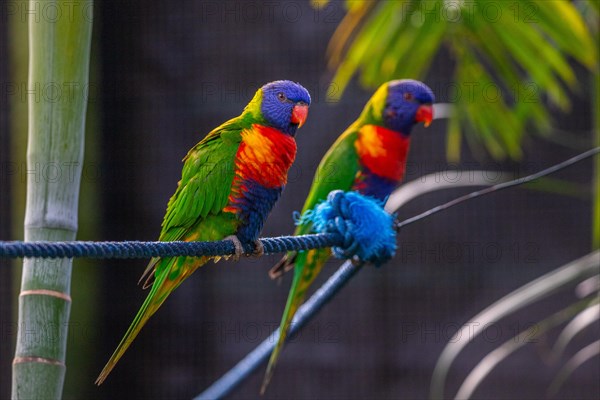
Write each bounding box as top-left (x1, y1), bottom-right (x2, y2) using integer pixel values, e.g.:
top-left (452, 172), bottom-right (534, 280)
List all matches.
top-left (305, 190), bottom-right (397, 267)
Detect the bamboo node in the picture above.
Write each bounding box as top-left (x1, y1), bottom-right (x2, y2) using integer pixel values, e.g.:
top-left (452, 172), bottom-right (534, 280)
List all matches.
top-left (20, 289), bottom-right (71, 302)
top-left (12, 356), bottom-right (65, 367)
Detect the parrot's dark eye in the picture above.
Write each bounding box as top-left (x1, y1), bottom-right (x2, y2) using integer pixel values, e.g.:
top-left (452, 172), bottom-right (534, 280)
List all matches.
top-left (277, 92), bottom-right (287, 102)
top-left (403, 92), bottom-right (414, 101)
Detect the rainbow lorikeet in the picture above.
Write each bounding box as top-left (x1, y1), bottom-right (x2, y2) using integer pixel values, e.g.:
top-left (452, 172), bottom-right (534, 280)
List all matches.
top-left (96, 80), bottom-right (311, 385)
top-left (261, 79), bottom-right (434, 392)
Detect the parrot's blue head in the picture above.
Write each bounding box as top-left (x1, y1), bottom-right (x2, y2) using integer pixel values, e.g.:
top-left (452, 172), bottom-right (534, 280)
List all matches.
top-left (260, 80), bottom-right (311, 136)
top-left (383, 79), bottom-right (435, 135)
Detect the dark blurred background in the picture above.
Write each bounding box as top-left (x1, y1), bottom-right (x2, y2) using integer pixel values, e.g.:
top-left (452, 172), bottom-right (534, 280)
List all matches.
top-left (1, 1), bottom-right (598, 399)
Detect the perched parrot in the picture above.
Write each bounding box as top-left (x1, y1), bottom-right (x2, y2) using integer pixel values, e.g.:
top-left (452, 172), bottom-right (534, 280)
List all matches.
top-left (261, 79), bottom-right (434, 392)
top-left (96, 80), bottom-right (311, 385)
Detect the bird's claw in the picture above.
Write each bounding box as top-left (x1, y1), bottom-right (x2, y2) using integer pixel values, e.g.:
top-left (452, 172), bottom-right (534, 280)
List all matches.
top-left (224, 236), bottom-right (263, 261)
top-left (252, 240), bottom-right (264, 258)
top-left (225, 235), bottom-right (244, 261)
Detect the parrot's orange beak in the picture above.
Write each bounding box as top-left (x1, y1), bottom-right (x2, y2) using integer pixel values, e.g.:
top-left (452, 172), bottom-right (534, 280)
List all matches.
top-left (291, 103), bottom-right (309, 128)
top-left (415, 104), bottom-right (433, 127)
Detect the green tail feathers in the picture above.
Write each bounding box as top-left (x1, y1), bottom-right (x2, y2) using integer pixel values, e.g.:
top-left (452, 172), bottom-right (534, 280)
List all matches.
top-left (261, 248), bottom-right (330, 393)
top-left (96, 256), bottom-right (205, 385)
top-left (261, 265), bottom-right (305, 394)
top-left (95, 273), bottom-right (166, 385)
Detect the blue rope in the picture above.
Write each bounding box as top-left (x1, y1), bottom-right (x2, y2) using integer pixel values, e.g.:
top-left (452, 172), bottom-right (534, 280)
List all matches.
top-left (0, 233), bottom-right (342, 259)
top-left (0, 190), bottom-right (398, 264)
top-left (309, 190), bottom-right (396, 266)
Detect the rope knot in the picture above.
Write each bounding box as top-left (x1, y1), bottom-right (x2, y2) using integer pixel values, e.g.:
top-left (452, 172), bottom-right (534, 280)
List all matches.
top-left (308, 190), bottom-right (396, 266)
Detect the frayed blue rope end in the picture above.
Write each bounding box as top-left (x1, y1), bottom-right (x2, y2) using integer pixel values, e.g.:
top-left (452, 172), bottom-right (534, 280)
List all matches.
top-left (306, 190), bottom-right (396, 266)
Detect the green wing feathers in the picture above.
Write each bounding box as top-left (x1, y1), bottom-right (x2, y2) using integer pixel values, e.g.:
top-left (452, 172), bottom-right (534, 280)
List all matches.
top-left (140, 122), bottom-right (242, 288)
top-left (300, 128), bottom-right (360, 216)
top-left (160, 123), bottom-right (242, 240)
top-left (268, 129), bottom-right (360, 279)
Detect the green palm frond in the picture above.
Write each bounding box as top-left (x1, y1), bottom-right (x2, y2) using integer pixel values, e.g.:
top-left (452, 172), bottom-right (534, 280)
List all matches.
top-left (322, 0), bottom-right (598, 160)
top-left (454, 298), bottom-right (596, 399)
top-left (430, 251), bottom-right (600, 399)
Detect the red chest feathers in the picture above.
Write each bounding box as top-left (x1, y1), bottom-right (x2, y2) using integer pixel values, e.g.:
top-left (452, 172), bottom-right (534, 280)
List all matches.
top-left (234, 124), bottom-right (297, 188)
top-left (354, 124), bottom-right (411, 182)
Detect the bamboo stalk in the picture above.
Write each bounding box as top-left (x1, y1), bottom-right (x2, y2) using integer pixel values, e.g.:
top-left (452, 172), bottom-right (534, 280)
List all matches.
top-left (12, 1), bottom-right (93, 398)
top-left (0, 9), bottom-right (13, 399)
